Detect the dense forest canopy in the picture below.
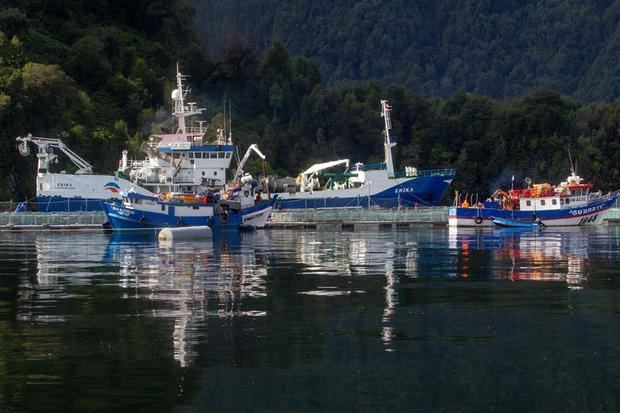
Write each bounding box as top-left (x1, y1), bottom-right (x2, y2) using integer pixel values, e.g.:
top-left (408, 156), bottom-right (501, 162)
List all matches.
top-left (1, 0), bottom-right (620, 204)
top-left (193, 0), bottom-right (620, 101)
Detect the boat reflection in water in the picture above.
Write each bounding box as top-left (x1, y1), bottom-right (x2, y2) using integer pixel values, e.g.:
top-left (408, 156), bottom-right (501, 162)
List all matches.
top-left (25, 225), bottom-right (610, 368)
top-left (448, 227), bottom-right (594, 289)
top-left (103, 230), bottom-right (273, 367)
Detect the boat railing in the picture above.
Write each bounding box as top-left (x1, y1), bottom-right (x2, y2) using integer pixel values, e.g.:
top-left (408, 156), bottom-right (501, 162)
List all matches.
top-left (173, 177), bottom-right (197, 184)
top-left (361, 162), bottom-right (387, 171)
top-left (393, 168), bottom-right (456, 178)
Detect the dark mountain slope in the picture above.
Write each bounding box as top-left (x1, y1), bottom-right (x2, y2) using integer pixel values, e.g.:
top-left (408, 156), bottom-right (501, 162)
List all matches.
top-left (193, 0), bottom-right (620, 100)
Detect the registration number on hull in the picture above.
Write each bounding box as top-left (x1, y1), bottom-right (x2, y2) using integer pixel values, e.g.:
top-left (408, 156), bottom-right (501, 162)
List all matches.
top-left (578, 214), bottom-right (598, 225)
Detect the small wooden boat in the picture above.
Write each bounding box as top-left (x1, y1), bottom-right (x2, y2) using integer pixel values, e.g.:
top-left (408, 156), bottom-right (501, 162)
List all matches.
top-left (492, 217), bottom-right (545, 228)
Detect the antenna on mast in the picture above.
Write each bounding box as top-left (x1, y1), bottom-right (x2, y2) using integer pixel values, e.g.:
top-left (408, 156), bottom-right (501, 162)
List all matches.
top-left (380, 100), bottom-right (396, 178)
top-left (223, 99), bottom-right (227, 139)
top-left (228, 100), bottom-right (232, 144)
top-left (568, 148), bottom-right (575, 175)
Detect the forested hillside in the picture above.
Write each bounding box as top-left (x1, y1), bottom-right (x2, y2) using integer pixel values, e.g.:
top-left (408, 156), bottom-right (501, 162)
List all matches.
top-left (206, 41), bottom-right (620, 198)
top-left (2, 1), bottom-right (620, 204)
top-left (0, 0), bottom-right (210, 200)
top-left (193, 0), bottom-right (620, 101)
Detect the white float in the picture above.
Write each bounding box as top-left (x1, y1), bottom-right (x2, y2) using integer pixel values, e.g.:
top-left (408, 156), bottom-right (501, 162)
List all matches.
top-left (158, 226), bottom-right (212, 241)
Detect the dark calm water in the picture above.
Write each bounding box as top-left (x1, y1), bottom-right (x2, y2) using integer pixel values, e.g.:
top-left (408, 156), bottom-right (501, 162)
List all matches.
top-left (0, 226), bottom-right (619, 412)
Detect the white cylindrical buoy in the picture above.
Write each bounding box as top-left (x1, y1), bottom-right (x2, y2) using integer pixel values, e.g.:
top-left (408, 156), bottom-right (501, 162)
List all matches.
top-left (158, 226), bottom-right (213, 241)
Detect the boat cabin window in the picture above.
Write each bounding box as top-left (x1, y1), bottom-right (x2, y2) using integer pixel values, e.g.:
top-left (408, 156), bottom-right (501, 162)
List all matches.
top-left (225, 152), bottom-right (231, 158)
top-left (123, 196), bottom-right (129, 203)
top-left (202, 171), bottom-right (205, 176)
top-left (173, 153), bottom-right (180, 159)
top-left (195, 153), bottom-right (202, 159)
top-left (218, 152), bottom-right (225, 159)
top-left (540, 200), bottom-right (546, 206)
top-left (565, 198), bottom-right (570, 204)
top-left (526, 200), bottom-right (531, 207)
top-left (188, 153), bottom-right (194, 158)
top-left (210, 152), bottom-right (217, 159)
top-left (552, 199), bottom-right (557, 205)
top-left (161, 205), bottom-right (166, 211)
top-left (214, 171), bottom-right (217, 176)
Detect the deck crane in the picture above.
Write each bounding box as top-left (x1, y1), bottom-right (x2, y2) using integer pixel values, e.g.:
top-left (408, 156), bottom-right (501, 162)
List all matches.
top-left (16, 134), bottom-right (93, 174)
top-left (232, 144), bottom-right (266, 184)
top-left (299, 159), bottom-right (350, 192)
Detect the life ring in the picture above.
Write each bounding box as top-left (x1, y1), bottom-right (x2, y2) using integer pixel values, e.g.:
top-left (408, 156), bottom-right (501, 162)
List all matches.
top-left (158, 193), bottom-right (166, 202)
top-left (220, 212), bottom-right (228, 223)
top-left (474, 216), bottom-right (483, 225)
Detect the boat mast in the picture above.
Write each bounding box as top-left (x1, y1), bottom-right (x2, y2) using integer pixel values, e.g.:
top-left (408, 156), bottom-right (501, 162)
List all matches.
top-left (381, 100), bottom-right (396, 178)
top-left (172, 63), bottom-right (204, 135)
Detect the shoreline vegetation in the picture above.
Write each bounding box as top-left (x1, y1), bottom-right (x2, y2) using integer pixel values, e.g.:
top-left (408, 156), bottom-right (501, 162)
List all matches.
top-left (1, 2), bottom-right (619, 204)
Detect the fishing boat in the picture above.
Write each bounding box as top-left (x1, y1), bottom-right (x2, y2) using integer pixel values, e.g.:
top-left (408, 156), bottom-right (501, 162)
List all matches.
top-left (491, 216), bottom-right (545, 228)
top-left (449, 172), bottom-right (618, 227)
top-left (102, 190), bottom-right (275, 230)
top-left (102, 66), bottom-right (274, 230)
top-left (15, 135), bottom-right (152, 212)
top-left (268, 100), bottom-right (455, 209)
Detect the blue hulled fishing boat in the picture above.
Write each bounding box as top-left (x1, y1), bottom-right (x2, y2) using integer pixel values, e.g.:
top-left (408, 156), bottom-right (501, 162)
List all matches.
top-left (450, 172), bottom-right (617, 227)
top-left (102, 66), bottom-right (274, 231)
top-left (269, 100), bottom-right (455, 209)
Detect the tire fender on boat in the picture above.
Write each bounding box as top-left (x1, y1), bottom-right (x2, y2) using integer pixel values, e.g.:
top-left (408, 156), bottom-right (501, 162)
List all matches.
top-left (474, 216), bottom-right (483, 225)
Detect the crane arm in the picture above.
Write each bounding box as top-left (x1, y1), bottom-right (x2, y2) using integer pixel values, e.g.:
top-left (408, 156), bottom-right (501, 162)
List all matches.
top-left (233, 144), bottom-right (266, 183)
top-left (301, 159), bottom-right (350, 178)
top-left (16, 134), bottom-right (93, 174)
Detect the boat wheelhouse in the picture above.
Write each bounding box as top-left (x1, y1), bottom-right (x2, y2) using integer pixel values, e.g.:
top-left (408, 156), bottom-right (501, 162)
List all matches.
top-left (118, 66), bottom-right (234, 194)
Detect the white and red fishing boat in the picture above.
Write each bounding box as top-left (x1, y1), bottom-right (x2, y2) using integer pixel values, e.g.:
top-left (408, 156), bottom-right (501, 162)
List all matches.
top-left (449, 171), bottom-right (618, 227)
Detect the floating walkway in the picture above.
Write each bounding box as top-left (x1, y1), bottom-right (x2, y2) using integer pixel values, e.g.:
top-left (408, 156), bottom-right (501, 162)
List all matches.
top-left (0, 211), bottom-right (106, 231)
top-left (266, 207), bottom-right (449, 229)
top-left (1, 208), bottom-right (619, 231)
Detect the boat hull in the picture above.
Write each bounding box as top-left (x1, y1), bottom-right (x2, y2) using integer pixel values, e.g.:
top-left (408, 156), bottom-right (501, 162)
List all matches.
top-left (102, 198), bottom-right (274, 231)
top-left (274, 171), bottom-right (455, 209)
top-left (35, 173), bottom-right (151, 212)
top-left (240, 201), bottom-right (273, 228)
top-left (449, 195), bottom-right (617, 227)
top-left (35, 196), bottom-right (108, 212)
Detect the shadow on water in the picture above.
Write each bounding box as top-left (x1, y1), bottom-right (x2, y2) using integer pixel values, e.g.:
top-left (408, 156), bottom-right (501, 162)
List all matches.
top-left (0, 226), bottom-right (618, 412)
